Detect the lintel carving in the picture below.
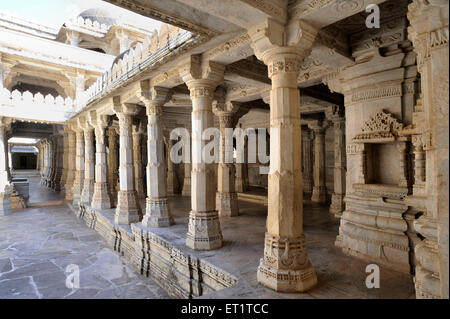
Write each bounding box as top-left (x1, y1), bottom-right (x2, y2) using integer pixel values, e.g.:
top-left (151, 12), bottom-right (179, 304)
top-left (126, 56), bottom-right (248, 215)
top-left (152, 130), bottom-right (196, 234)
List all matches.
top-left (353, 110), bottom-right (405, 143)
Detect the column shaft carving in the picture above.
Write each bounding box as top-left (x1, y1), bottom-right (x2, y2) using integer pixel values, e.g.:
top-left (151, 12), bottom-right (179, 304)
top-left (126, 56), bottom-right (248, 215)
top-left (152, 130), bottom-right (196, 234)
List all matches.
top-left (65, 129), bottom-right (76, 201)
top-left (72, 128), bottom-right (85, 204)
top-left (80, 126), bottom-right (95, 204)
top-left (181, 59), bottom-right (225, 250)
top-left (248, 18), bottom-right (318, 290)
top-left (408, 0), bottom-right (449, 299)
top-left (302, 127), bottom-right (313, 197)
top-left (213, 101), bottom-right (239, 217)
top-left (114, 103), bottom-right (140, 224)
top-left (141, 87), bottom-right (173, 227)
top-left (91, 115), bottom-right (112, 210)
top-left (330, 116), bottom-right (346, 217)
top-left (311, 126), bottom-right (327, 203)
top-left (107, 128), bottom-right (118, 207)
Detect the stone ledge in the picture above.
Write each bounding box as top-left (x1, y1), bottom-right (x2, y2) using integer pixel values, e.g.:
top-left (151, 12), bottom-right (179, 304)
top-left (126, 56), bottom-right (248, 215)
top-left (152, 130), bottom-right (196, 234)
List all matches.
top-left (67, 202), bottom-right (240, 298)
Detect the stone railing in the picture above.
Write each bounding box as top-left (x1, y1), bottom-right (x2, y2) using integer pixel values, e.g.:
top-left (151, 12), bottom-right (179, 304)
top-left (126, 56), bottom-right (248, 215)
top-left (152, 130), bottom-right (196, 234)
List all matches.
top-left (65, 16), bottom-right (111, 36)
top-left (0, 11), bottom-right (57, 40)
top-left (0, 28), bottom-right (116, 73)
top-left (82, 28), bottom-right (197, 107)
top-left (0, 88), bottom-right (78, 123)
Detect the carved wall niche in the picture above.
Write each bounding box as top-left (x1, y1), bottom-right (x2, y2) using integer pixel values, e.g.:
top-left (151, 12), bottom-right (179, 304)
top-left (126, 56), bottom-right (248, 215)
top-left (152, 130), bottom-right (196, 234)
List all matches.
top-left (352, 110), bottom-right (411, 199)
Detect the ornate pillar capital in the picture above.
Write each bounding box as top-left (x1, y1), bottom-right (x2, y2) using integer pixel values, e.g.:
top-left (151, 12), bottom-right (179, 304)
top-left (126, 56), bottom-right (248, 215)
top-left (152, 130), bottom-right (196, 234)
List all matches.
top-left (180, 56), bottom-right (225, 92)
top-left (138, 82), bottom-right (171, 107)
top-left (248, 18), bottom-right (318, 65)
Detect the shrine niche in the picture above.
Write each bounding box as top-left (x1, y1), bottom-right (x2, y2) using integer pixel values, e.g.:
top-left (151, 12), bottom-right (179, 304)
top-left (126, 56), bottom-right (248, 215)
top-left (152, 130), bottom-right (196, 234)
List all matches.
top-left (336, 110), bottom-right (413, 274)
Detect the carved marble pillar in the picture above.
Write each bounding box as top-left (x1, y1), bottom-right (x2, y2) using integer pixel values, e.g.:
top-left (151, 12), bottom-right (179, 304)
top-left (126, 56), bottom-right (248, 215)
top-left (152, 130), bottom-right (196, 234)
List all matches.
top-left (72, 123), bottom-right (85, 205)
top-left (91, 114), bottom-right (112, 210)
top-left (213, 101), bottom-right (239, 217)
top-left (408, 0), bottom-right (449, 299)
top-left (0, 117), bottom-right (12, 216)
top-left (107, 127), bottom-right (119, 207)
top-left (53, 133), bottom-right (64, 191)
top-left (60, 129), bottom-right (69, 195)
top-left (114, 102), bottom-right (140, 225)
top-left (311, 125), bottom-right (327, 203)
top-left (80, 121), bottom-right (95, 205)
top-left (132, 122), bottom-right (146, 202)
top-left (235, 163), bottom-right (245, 193)
top-left (65, 128), bottom-right (76, 201)
top-left (248, 18), bottom-right (318, 292)
top-left (47, 137), bottom-right (56, 188)
top-left (167, 139), bottom-right (179, 195)
top-left (181, 59), bottom-right (224, 250)
top-left (182, 162), bottom-right (191, 196)
top-left (140, 87), bottom-right (173, 227)
top-left (330, 112), bottom-right (346, 217)
top-left (302, 127), bottom-right (313, 197)
top-left (7, 143), bottom-right (11, 179)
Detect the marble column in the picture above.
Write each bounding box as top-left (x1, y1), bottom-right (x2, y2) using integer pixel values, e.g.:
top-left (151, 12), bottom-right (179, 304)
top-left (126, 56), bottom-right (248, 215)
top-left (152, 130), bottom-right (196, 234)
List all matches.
top-left (107, 127), bottom-right (118, 207)
top-left (91, 114), bottom-right (112, 210)
top-left (48, 137), bottom-right (56, 188)
top-left (113, 102), bottom-right (140, 225)
top-left (167, 139), bottom-right (179, 195)
top-left (0, 117), bottom-right (12, 216)
top-left (65, 128), bottom-right (76, 201)
top-left (302, 127), bottom-right (313, 197)
top-left (235, 158), bottom-right (247, 193)
top-left (408, 1), bottom-right (449, 299)
top-left (329, 109), bottom-right (346, 217)
top-left (80, 120), bottom-right (95, 205)
top-left (53, 133), bottom-right (64, 191)
top-left (213, 101), bottom-right (239, 217)
top-left (132, 122), bottom-right (146, 202)
top-left (141, 87), bottom-right (173, 227)
top-left (311, 124), bottom-right (327, 204)
top-left (7, 143), bottom-right (12, 179)
top-left (249, 18), bottom-right (318, 291)
top-left (72, 123), bottom-right (85, 205)
top-left (181, 59), bottom-right (224, 250)
top-left (182, 162), bottom-right (191, 196)
top-left (60, 129), bottom-right (69, 195)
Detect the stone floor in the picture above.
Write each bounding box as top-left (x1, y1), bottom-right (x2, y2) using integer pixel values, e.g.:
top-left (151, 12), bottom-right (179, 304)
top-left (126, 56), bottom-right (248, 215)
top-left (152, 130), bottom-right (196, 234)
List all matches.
top-left (1, 172), bottom-right (416, 299)
top-left (0, 174), bottom-right (169, 299)
top-left (152, 196), bottom-right (417, 299)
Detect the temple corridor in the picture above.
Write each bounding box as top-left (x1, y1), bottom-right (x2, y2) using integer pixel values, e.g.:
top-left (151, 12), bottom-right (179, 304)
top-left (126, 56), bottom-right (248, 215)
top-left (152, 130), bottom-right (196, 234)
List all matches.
top-left (0, 172), bottom-right (415, 299)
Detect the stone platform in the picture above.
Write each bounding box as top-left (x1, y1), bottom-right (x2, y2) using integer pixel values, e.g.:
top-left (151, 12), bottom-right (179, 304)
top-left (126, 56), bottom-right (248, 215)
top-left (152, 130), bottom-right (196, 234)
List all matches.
top-left (74, 193), bottom-right (416, 299)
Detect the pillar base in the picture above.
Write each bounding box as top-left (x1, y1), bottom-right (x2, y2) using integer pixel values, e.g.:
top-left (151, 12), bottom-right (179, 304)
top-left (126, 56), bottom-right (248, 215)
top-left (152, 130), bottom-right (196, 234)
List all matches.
top-left (114, 190), bottom-right (140, 224)
top-left (256, 233), bottom-right (317, 292)
top-left (142, 198), bottom-right (174, 227)
top-left (80, 180), bottom-right (94, 205)
top-left (216, 192), bottom-right (239, 217)
top-left (257, 259), bottom-right (317, 293)
top-left (186, 210), bottom-right (223, 250)
top-left (91, 183), bottom-right (112, 210)
top-left (330, 193), bottom-right (344, 217)
top-left (311, 186), bottom-right (327, 203)
top-left (0, 192), bottom-right (12, 216)
top-left (65, 184), bottom-right (74, 201)
top-left (71, 183), bottom-right (83, 205)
